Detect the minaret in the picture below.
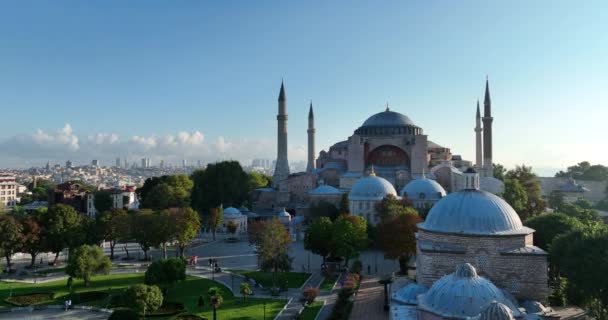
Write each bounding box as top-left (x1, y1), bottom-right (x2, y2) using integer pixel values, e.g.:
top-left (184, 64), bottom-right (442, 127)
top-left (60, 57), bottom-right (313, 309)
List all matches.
top-left (306, 101), bottom-right (316, 172)
top-left (482, 77), bottom-right (494, 177)
top-left (475, 99), bottom-right (483, 170)
top-left (273, 80), bottom-right (290, 187)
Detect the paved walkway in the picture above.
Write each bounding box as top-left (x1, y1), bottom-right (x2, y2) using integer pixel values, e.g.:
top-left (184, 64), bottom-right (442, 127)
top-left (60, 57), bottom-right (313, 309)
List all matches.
top-left (350, 276), bottom-right (388, 320)
top-left (0, 309), bottom-right (109, 320)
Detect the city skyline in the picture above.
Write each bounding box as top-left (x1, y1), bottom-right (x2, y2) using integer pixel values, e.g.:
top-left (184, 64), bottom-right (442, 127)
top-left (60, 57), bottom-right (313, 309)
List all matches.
top-left (1, 1), bottom-right (607, 175)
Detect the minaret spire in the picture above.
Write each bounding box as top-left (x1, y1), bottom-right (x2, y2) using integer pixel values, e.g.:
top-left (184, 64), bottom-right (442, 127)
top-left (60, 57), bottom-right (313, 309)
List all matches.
top-left (482, 77), bottom-right (494, 177)
top-left (475, 99), bottom-right (483, 170)
top-left (306, 101), bottom-right (316, 172)
top-left (273, 80), bottom-right (290, 187)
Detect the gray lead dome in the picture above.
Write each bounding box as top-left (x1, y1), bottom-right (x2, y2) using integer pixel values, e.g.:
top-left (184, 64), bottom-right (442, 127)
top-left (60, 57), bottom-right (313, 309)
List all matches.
top-left (361, 110), bottom-right (416, 128)
top-left (418, 189), bottom-right (534, 236)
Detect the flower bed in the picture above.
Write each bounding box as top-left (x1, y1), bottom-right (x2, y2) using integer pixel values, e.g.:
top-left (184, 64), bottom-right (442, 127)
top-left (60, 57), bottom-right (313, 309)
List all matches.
top-left (4, 292), bottom-right (54, 306)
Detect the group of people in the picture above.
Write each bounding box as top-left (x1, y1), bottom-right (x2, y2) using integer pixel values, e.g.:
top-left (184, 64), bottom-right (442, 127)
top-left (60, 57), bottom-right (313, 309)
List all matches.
top-left (64, 299), bottom-right (72, 311)
top-left (208, 258), bottom-right (221, 272)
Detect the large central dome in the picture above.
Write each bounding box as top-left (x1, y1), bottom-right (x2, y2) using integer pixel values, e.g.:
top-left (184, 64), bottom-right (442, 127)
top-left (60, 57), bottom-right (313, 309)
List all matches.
top-left (361, 109), bottom-right (416, 128)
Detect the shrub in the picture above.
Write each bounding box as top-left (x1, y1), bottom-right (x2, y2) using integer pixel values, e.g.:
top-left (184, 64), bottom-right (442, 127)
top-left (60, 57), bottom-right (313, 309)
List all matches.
top-left (350, 260), bottom-right (362, 275)
top-left (125, 284), bottom-right (163, 314)
top-left (147, 301), bottom-right (186, 316)
top-left (144, 258), bottom-right (186, 288)
top-left (4, 292), bottom-right (54, 306)
top-left (72, 291), bottom-right (110, 304)
top-left (175, 314), bottom-right (208, 320)
top-left (301, 287), bottom-right (320, 305)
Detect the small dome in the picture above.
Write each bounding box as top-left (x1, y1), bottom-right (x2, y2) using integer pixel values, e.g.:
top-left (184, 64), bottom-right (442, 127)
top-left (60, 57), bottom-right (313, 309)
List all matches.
top-left (418, 264), bottom-right (521, 319)
top-left (361, 110), bottom-right (416, 128)
top-left (419, 190), bottom-right (534, 236)
top-left (309, 185), bottom-right (342, 195)
top-left (278, 208), bottom-right (291, 218)
top-left (480, 176), bottom-right (505, 195)
top-left (349, 175), bottom-right (397, 201)
top-left (401, 178), bottom-right (446, 200)
top-left (224, 207), bottom-right (242, 217)
top-left (393, 283), bottom-right (428, 305)
top-left (239, 205), bottom-right (250, 212)
top-left (479, 302), bottom-right (515, 320)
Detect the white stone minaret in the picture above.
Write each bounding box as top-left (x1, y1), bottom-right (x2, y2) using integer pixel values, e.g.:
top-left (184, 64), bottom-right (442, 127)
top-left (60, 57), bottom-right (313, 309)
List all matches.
top-left (475, 99), bottom-right (483, 170)
top-left (306, 102), bottom-right (316, 172)
top-left (273, 81), bottom-right (290, 187)
top-left (482, 78), bottom-right (494, 177)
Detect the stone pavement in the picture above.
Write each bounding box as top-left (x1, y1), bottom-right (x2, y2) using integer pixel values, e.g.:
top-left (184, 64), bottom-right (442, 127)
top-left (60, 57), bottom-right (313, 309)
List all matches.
top-left (350, 276), bottom-right (388, 320)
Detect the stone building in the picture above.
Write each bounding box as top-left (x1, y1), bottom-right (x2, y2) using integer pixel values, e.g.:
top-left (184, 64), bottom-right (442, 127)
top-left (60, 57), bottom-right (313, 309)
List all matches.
top-left (348, 168), bottom-right (397, 225)
top-left (222, 206), bottom-right (248, 235)
top-left (400, 175), bottom-right (446, 210)
top-left (415, 170), bottom-right (548, 302)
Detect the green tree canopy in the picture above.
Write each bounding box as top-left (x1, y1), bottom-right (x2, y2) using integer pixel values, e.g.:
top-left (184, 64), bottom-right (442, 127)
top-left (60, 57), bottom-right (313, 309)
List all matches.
top-left (377, 195), bottom-right (418, 221)
top-left (0, 214), bottom-right (24, 267)
top-left (309, 200), bottom-right (339, 220)
top-left (550, 225), bottom-right (608, 316)
top-left (40, 204), bottom-right (83, 264)
top-left (524, 213), bottom-right (582, 251)
top-left (125, 284), bottom-right (163, 314)
top-left (94, 190), bottom-right (113, 213)
top-left (97, 208), bottom-right (130, 260)
top-left (555, 161), bottom-right (608, 181)
top-left (144, 258), bottom-right (186, 288)
top-left (66, 245), bottom-right (111, 286)
top-left (338, 193), bottom-right (349, 215)
top-left (257, 219), bottom-right (292, 288)
top-left (131, 210), bottom-right (165, 260)
top-left (206, 206), bottom-right (224, 240)
top-left (505, 165), bottom-right (546, 219)
top-left (20, 215), bottom-right (44, 268)
top-left (27, 179), bottom-right (56, 202)
top-left (331, 214), bottom-right (367, 266)
top-left (493, 163), bottom-right (507, 181)
top-left (190, 161), bottom-right (250, 212)
top-left (138, 175), bottom-right (193, 210)
top-left (304, 217), bottom-right (333, 262)
top-left (558, 202), bottom-right (602, 226)
top-left (248, 172), bottom-right (272, 189)
top-left (502, 179), bottom-right (528, 213)
top-left (169, 207), bottom-right (201, 257)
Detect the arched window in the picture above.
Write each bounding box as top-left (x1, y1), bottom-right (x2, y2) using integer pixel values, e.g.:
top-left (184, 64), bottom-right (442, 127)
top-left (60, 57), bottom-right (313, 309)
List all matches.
top-left (419, 193), bottom-right (426, 200)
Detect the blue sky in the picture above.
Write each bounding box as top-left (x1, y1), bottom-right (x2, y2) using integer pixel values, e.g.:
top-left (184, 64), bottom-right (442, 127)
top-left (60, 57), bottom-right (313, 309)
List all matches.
top-left (1, 1), bottom-right (606, 175)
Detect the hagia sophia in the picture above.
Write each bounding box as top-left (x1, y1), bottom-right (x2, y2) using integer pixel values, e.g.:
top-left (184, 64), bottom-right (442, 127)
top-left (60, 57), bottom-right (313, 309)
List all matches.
top-left (251, 79), bottom-right (553, 319)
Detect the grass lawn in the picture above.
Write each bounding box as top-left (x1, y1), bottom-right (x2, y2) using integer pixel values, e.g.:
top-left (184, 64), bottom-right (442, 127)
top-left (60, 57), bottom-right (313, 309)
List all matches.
top-left (0, 274), bottom-right (285, 320)
top-left (300, 301), bottom-right (323, 320)
top-left (231, 270), bottom-right (311, 288)
top-left (319, 273), bottom-right (339, 291)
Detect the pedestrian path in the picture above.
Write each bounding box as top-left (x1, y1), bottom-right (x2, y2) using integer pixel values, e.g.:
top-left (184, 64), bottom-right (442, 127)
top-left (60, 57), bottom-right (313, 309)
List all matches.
top-left (349, 276), bottom-right (387, 320)
top-left (274, 272), bottom-right (325, 320)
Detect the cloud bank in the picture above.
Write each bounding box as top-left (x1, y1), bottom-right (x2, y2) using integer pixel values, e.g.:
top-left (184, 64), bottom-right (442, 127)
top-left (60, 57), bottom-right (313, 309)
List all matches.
top-left (0, 124), bottom-right (306, 168)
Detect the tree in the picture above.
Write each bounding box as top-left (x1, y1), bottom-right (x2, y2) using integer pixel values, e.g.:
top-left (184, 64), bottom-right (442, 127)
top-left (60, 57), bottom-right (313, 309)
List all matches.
top-left (125, 284), bottom-right (163, 316)
top-left (556, 161), bottom-right (608, 181)
top-left (376, 195), bottom-right (417, 221)
top-left (208, 286), bottom-right (223, 320)
top-left (138, 175), bottom-right (193, 210)
top-left (0, 202), bottom-right (6, 215)
top-left (338, 193), bottom-right (349, 215)
top-left (247, 220), bottom-right (264, 245)
top-left (309, 200), bottom-right (339, 220)
top-left (257, 219), bottom-right (292, 288)
top-left (506, 165), bottom-right (546, 219)
top-left (226, 220), bottom-right (237, 236)
top-left (142, 184), bottom-right (171, 210)
top-left (249, 172), bottom-right (272, 189)
top-left (66, 245), bottom-right (111, 286)
top-left (550, 225), bottom-right (608, 317)
top-left (97, 208), bottom-right (130, 260)
top-left (20, 215), bottom-right (43, 268)
top-left (27, 179), bottom-right (56, 202)
top-left (206, 206), bottom-right (223, 240)
top-left (131, 210), bottom-right (164, 260)
top-left (240, 282), bottom-right (252, 303)
top-left (0, 215), bottom-right (24, 267)
top-left (191, 161), bottom-right (250, 212)
top-left (331, 214), bottom-right (368, 267)
top-left (502, 179), bottom-right (528, 213)
top-left (525, 213), bottom-right (582, 251)
top-left (144, 258), bottom-right (186, 289)
top-left (558, 202), bottom-right (602, 226)
top-left (39, 204), bottom-right (83, 264)
top-left (493, 163), bottom-right (507, 181)
top-left (304, 217), bottom-right (333, 262)
top-left (376, 213), bottom-right (422, 274)
top-left (548, 191), bottom-right (565, 210)
top-left (94, 190), bottom-right (113, 214)
top-left (169, 207), bottom-right (201, 257)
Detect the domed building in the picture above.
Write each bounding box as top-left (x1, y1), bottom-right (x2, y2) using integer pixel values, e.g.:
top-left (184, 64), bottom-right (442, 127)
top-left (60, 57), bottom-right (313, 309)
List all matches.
top-left (400, 175), bottom-right (446, 210)
top-left (415, 170), bottom-right (548, 302)
top-left (222, 206), bottom-right (247, 235)
top-left (349, 168), bottom-right (397, 225)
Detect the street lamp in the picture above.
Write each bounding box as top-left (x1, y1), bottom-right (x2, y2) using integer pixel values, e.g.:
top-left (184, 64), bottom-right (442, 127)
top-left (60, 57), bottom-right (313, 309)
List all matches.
top-left (378, 274), bottom-right (394, 311)
top-left (307, 252), bottom-right (310, 271)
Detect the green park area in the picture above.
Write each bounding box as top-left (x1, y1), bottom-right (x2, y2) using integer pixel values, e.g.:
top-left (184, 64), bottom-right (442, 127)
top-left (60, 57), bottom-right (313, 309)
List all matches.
top-left (300, 301), bottom-right (323, 320)
top-left (0, 274), bottom-right (285, 319)
top-left (231, 270), bottom-right (311, 288)
top-left (319, 274), bottom-right (339, 291)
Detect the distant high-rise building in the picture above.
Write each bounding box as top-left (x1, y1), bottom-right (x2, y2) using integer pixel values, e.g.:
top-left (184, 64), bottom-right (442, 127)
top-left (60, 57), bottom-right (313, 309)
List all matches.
top-left (182, 159), bottom-right (187, 168)
top-left (66, 160), bottom-right (73, 169)
top-left (141, 158), bottom-right (147, 168)
top-left (116, 158), bottom-right (121, 168)
top-left (91, 160), bottom-right (99, 167)
top-left (197, 160), bottom-right (202, 167)
top-left (124, 158), bottom-right (128, 168)
top-left (160, 160), bottom-right (165, 168)
top-left (45, 161), bottom-right (50, 171)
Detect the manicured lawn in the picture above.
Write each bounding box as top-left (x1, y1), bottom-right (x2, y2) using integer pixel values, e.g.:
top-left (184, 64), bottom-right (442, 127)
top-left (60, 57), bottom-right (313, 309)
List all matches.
top-left (231, 270), bottom-right (311, 288)
top-left (319, 274), bottom-right (339, 291)
top-left (300, 301), bottom-right (323, 320)
top-left (0, 274), bottom-right (285, 319)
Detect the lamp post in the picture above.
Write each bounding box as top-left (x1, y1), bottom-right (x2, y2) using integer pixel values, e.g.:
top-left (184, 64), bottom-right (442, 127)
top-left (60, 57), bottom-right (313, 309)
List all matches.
top-left (307, 252), bottom-right (310, 271)
top-left (378, 274), bottom-right (393, 312)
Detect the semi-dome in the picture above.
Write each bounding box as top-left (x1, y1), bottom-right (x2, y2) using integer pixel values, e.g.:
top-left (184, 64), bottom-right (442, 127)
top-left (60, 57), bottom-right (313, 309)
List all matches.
top-left (224, 207), bottom-right (242, 217)
top-left (309, 185), bottom-right (342, 195)
top-left (361, 109), bottom-right (416, 127)
top-left (400, 178), bottom-right (446, 200)
top-left (478, 302), bottom-right (515, 320)
top-left (418, 263), bottom-right (521, 319)
top-left (418, 190), bottom-right (534, 236)
top-left (349, 174), bottom-right (397, 201)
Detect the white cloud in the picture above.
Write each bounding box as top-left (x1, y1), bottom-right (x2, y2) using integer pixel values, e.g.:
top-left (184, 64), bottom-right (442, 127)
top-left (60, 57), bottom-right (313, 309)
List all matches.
top-left (30, 123), bottom-right (80, 151)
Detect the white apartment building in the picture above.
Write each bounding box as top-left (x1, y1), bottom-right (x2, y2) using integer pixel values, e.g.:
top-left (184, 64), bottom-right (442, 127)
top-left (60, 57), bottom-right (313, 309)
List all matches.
top-left (0, 175), bottom-right (20, 208)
